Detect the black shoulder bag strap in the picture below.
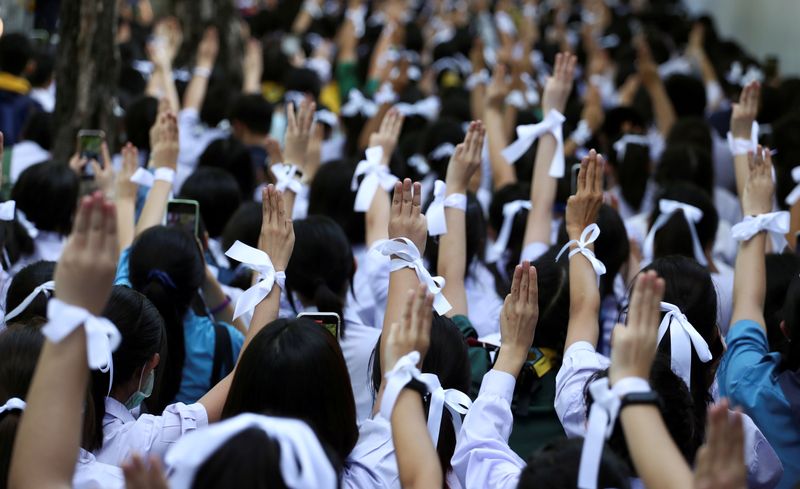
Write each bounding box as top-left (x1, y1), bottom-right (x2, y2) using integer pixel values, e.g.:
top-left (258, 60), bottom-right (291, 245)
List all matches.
top-left (210, 323), bottom-right (234, 386)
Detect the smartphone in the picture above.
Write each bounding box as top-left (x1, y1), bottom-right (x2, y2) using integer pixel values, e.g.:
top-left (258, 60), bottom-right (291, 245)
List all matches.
top-left (77, 130), bottom-right (105, 179)
top-left (166, 200), bottom-right (200, 237)
top-left (298, 312), bottom-right (341, 339)
top-left (570, 162), bottom-right (582, 195)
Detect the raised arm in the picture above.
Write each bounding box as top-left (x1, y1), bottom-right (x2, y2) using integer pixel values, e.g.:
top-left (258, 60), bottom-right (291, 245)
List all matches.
top-left (182, 27), bottom-right (218, 111)
top-left (484, 65), bottom-right (516, 190)
top-left (365, 108), bottom-right (404, 246)
top-left (10, 193), bottom-right (118, 489)
top-left (693, 400), bottom-right (747, 489)
top-left (135, 104), bottom-right (179, 236)
top-left (242, 38), bottom-right (263, 95)
top-left (685, 23), bottom-right (722, 112)
top-left (439, 121), bottom-right (484, 317)
top-left (731, 146), bottom-right (773, 329)
top-left (115, 143), bottom-right (140, 250)
top-left (637, 37), bottom-right (676, 137)
top-left (524, 52), bottom-right (576, 246)
top-left (730, 82), bottom-right (760, 199)
top-left (564, 150), bottom-right (604, 349)
top-left (279, 98), bottom-right (316, 215)
top-left (146, 18), bottom-right (182, 112)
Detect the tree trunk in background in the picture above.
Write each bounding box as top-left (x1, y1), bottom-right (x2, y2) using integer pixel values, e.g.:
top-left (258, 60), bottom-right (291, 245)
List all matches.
top-left (172, 0), bottom-right (242, 83)
top-left (52, 0), bottom-right (120, 163)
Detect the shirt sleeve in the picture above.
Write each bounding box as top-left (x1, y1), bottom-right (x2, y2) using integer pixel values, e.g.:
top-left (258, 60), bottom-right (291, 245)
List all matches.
top-left (363, 245), bottom-right (391, 316)
top-left (740, 411), bottom-right (784, 489)
top-left (718, 320), bottom-right (770, 397)
top-left (114, 247), bottom-right (132, 287)
top-left (451, 370), bottom-right (525, 489)
top-left (134, 402), bottom-right (209, 460)
top-left (554, 341), bottom-right (610, 438)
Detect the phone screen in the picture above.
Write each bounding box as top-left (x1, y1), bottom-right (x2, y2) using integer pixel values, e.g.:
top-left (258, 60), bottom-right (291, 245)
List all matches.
top-left (298, 313), bottom-right (341, 338)
top-left (166, 200), bottom-right (200, 237)
top-left (78, 131), bottom-right (104, 161)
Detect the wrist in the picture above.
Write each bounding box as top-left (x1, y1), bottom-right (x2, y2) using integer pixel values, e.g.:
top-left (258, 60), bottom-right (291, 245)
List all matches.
top-left (494, 345), bottom-right (528, 377)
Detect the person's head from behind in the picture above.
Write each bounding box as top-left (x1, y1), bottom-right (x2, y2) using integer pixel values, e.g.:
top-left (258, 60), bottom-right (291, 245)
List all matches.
top-left (284, 67), bottom-right (321, 102)
top-left (128, 226), bottom-right (204, 409)
top-left (230, 94), bottom-right (273, 145)
top-left (200, 83), bottom-right (233, 129)
top-left (179, 167), bottom-right (242, 238)
top-left (221, 319), bottom-right (358, 464)
top-left (517, 438), bottom-right (630, 489)
top-left (0, 33), bottom-right (32, 77)
top-left (666, 117), bottom-right (713, 156)
top-left (28, 50), bottom-right (54, 89)
top-left (124, 96), bottom-right (159, 152)
top-left (86, 286), bottom-right (165, 451)
top-left (648, 183), bottom-right (719, 259)
top-left (198, 136), bottom-right (257, 198)
top-left (307, 161), bottom-right (364, 246)
top-left (665, 74), bottom-right (707, 118)
top-left (20, 109), bottom-right (53, 150)
top-left (11, 161), bottom-right (79, 235)
top-left (426, 192), bottom-right (486, 277)
top-left (488, 182), bottom-right (531, 291)
top-left (765, 253), bottom-right (800, 355)
top-left (655, 144), bottom-right (714, 197)
top-left (5, 260), bottom-right (55, 323)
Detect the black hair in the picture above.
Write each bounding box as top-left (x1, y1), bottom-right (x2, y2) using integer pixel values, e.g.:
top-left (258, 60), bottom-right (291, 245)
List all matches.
top-left (527, 248), bottom-right (570, 354)
top-left (765, 253), bottom-right (800, 356)
top-left (11, 161), bottom-right (79, 235)
top-left (488, 183), bottom-right (531, 296)
top-left (124, 96), bottom-right (159, 152)
top-left (200, 83), bottom-right (233, 128)
top-left (221, 319), bottom-right (358, 464)
top-left (419, 118), bottom-right (466, 178)
top-left (772, 115), bottom-right (800, 208)
top-left (230, 93), bottom-right (273, 135)
top-left (285, 216), bottom-right (353, 335)
top-left (284, 67), bottom-right (321, 101)
top-left (607, 134), bottom-right (651, 212)
top-left (179, 167), bottom-right (243, 238)
top-left (0, 214), bottom-right (34, 270)
top-left (307, 161), bottom-right (364, 247)
top-left (648, 183), bottom-right (719, 259)
top-left (779, 274), bottom-right (800, 372)
top-left (371, 314), bottom-right (470, 479)
top-left (198, 136), bottom-right (257, 197)
top-left (19, 109), bottom-right (53, 150)
top-left (0, 33), bottom-right (32, 76)
top-left (5, 261), bottom-right (55, 322)
top-left (665, 74), bottom-right (707, 118)
top-left (655, 144), bottom-right (714, 197)
top-left (666, 117), bottom-right (713, 155)
top-left (517, 438), bottom-right (630, 489)
top-left (425, 192), bottom-right (486, 279)
top-left (27, 50), bottom-right (54, 87)
top-left (0, 326), bottom-right (44, 489)
top-left (128, 226), bottom-right (205, 412)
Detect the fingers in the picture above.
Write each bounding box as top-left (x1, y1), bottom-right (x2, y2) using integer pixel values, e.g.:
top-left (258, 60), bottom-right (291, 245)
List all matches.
top-left (275, 185), bottom-right (287, 222)
top-left (519, 261), bottom-right (530, 305)
top-left (391, 181), bottom-right (403, 212)
top-left (510, 264), bottom-right (522, 303)
top-left (585, 149), bottom-right (597, 193)
top-left (593, 153), bottom-right (604, 194)
top-left (286, 102), bottom-right (296, 133)
top-left (577, 154), bottom-right (588, 194)
top-left (648, 277), bottom-right (665, 332)
top-left (72, 195), bottom-right (93, 246)
top-left (411, 181), bottom-right (422, 213)
top-left (401, 178), bottom-right (413, 216)
top-left (627, 272), bottom-right (646, 331)
top-left (87, 193), bottom-right (108, 252)
top-left (104, 201), bottom-right (119, 260)
top-left (527, 264), bottom-right (538, 306)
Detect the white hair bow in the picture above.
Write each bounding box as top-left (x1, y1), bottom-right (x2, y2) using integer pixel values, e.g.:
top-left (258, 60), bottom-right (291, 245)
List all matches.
top-left (612, 134), bottom-right (650, 161)
top-left (351, 146), bottom-right (398, 212)
top-left (419, 373), bottom-right (472, 448)
top-left (314, 109), bottom-right (338, 128)
top-left (642, 199), bottom-right (708, 267)
top-left (0, 201), bottom-right (15, 221)
top-left (16, 209), bottom-right (39, 239)
top-left (429, 142), bottom-right (456, 161)
top-left (658, 301), bottom-right (713, 388)
top-left (426, 180), bottom-right (467, 236)
top-left (785, 167), bottom-right (800, 206)
top-left (0, 397), bottom-right (25, 416)
top-left (341, 89), bottom-right (378, 118)
top-left (224, 241), bottom-right (286, 320)
top-left (731, 211), bottom-right (790, 254)
top-left (395, 96), bottom-right (441, 121)
top-left (4, 280), bottom-right (55, 323)
top-left (502, 109), bottom-right (566, 177)
top-left (486, 200), bottom-right (531, 264)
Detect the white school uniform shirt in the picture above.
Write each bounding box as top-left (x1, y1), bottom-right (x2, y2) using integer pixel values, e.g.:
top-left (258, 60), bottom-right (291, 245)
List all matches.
top-left (713, 186), bottom-right (742, 238)
top-left (607, 180), bottom-right (657, 221)
top-left (451, 370), bottom-right (523, 489)
top-left (464, 261), bottom-right (504, 337)
top-left (9, 141), bottom-right (50, 183)
top-left (9, 231), bottom-right (65, 276)
top-left (94, 397), bottom-right (209, 466)
top-left (554, 342), bottom-right (784, 489)
top-left (349, 243), bottom-right (380, 328)
top-left (73, 448), bottom-right (125, 489)
top-left (175, 108), bottom-right (229, 192)
top-left (711, 259), bottom-right (734, 335)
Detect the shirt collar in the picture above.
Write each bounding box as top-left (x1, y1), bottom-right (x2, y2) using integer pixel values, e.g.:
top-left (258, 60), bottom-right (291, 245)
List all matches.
top-left (104, 396), bottom-right (136, 425)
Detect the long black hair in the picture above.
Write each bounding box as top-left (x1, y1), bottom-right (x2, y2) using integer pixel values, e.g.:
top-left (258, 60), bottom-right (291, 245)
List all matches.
top-left (11, 161), bottom-right (79, 235)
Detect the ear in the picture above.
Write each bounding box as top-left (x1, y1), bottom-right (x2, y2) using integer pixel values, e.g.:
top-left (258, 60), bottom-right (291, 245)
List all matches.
top-left (147, 353), bottom-right (161, 372)
top-left (780, 320), bottom-right (791, 341)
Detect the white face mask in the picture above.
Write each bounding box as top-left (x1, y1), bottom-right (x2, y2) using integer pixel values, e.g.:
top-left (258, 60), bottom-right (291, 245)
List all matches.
top-left (124, 366), bottom-right (155, 410)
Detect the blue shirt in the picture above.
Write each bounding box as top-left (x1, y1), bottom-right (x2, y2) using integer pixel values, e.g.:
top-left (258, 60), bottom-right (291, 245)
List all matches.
top-left (718, 320), bottom-right (799, 489)
top-left (114, 248), bottom-right (244, 404)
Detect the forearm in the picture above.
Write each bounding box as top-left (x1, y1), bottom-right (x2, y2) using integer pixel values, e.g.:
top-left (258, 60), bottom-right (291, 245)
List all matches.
top-left (619, 405), bottom-right (693, 489)
top-left (135, 181), bottom-right (171, 235)
top-left (116, 198), bottom-right (136, 250)
top-left (203, 273), bottom-right (246, 334)
top-left (198, 373), bottom-right (232, 423)
top-left (789, 201), bottom-right (800, 251)
top-left (183, 71), bottom-right (211, 111)
top-left (366, 188), bottom-right (390, 246)
top-left (157, 65), bottom-right (180, 112)
top-left (731, 233), bottom-right (767, 328)
top-left (391, 390), bottom-right (444, 489)
top-left (439, 206), bottom-right (468, 316)
top-left (485, 107), bottom-right (516, 190)
top-left (733, 154), bottom-right (750, 199)
top-left (381, 268), bottom-right (419, 372)
top-left (644, 82), bottom-right (676, 137)
top-left (291, 9), bottom-right (314, 34)
top-left (524, 133), bottom-right (558, 245)
top-left (565, 247), bottom-right (601, 348)
top-left (243, 70), bottom-right (262, 95)
top-left (247, 286), bottom-right (281, 349)
top-left (470, 85), bottom-right (486, 121)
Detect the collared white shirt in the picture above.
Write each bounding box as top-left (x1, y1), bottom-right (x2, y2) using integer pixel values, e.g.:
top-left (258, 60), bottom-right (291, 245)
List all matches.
top-left (94, 397), bottom-right (208, 466)
top-left (9, 231), bottom-right (65, 277)
top-left (74, 448), bottom-right (125, 489)
top-left (464, 261), bottom-right (504, 337)
top-left (175, 108), bottom-right (229, 192)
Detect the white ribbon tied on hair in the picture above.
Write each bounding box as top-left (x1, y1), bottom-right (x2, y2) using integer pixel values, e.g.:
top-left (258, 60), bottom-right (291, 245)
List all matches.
top-left (379, 351), bottom-right (424, 423)
top-left (16, 210), bottom-right (38, 239)
top-left (374, 83), bottom-right (398, 106)
top-left (555, 224), bottom-right (607, 279)
top-left (0, 398), bottom-right (25, 416)
top-left (612, 134), bottom-right (650, 161)
top-left (224, 241), bottom-right (286, 320)
top-left (4, 280), bottom-right (55, 323)
top-left (642, 199), bottom-right (708, 267)
top-left (486, 200), bottom-right (532, 264)
top-left (351, 146), bottom-right (398, 212)
top-left (784, 167), bottom-right (800, 206)
top-left (375, 238), bottom-right (452, 315)
top-left (727, 121), bottom-right (759, 157)
top-left (658, 301), bottom-right (713, 388)
top-left (270, 163), bottom-right (304, 195)
top-left (0, 200), bottom-right (15, 221)
top-left (166, 413), bottom-right (337, 489)
top-left (130, 167), bottom-right (175, 188)
top-left (429, 142), bottom-right (456, 161)
top-left (465, 69), bottom-right (490, 90)
top-left (419, 373), bottom-right (472, 448)
top-left (395, 96), bottom-right (441, 121)
top-left (731, 211), bottom-right (790, 254)
top-left (425, 180), bottom-right (467, 236)
top-left (341, 89), bottom-right (378, 118)
top-left (502, 109), bottom-right (566, 177)
top-left (314, 109), bottom-right (338, 128)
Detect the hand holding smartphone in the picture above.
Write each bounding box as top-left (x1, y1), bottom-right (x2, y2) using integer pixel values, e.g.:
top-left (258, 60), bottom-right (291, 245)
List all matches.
top-left (77, 130), bottom-right (105, 179)
top-left (166, 199), bottom-right (200, 237)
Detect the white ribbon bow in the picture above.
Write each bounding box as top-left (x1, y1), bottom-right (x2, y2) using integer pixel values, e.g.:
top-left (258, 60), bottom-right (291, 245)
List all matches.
top-left (0, 397), bottom-right (25, 416)
top-left (314, 109), bottom-right (338, 128)
top-left (270, 163), bottom-right (304, 195)
top-left (4, 280), bottom-right (55, 323)
top-left (166, 413), bottom-right (337, 489)
top-left (407, 154), bottom-right (431, 174)
top-left (731, 211), bottom-right (790, 254)
top-left (16, 210), bottom-right (38, 239)
top-left (374, 82), bottom-right (398, 105)
top-left (351, 146), bottom-right (398, 212)
top-left (0, 200), bottom-right (15, 221)
top-left (465, 69), bottom-right (490, 90)
top-left (578, 377), bottom-right (651, 489)
top-left (429, 142), bottom-right (456, 161)
top-left (658, 301), bottom-right (713, 388)
top-left (502, 109), bottom-right (566, 177)
top-left (419, 373), bottom-right (472, 448)
top-left (341, 89), bottom-right (378, 118)
top-left (380, 351), bottom-right (424, 423)
top-left (130, 167), bottom-right (175, 188)
top-left (426, 180), bottom-right (467, 236)
top-left (785, 167), bottom-right (800, 206)
top-left (612, 134), bottom-right (650, 161)
top-left (224, 241), bottom-right (286, 320)
top-left (642, 199), bottom-right (708, 267)
top-left (555, 224), bottom-right (607, 279)
top-left (727, 121), bottom-right (759, 157)
top-left (374, 238), bottom-right (452, 315)
top-left (486, 200), bottom-right (532, 264)
top-left (395, 96), bottom-right (441, 121)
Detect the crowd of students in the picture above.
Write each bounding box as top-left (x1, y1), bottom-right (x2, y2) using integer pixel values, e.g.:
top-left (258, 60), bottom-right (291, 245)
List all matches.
top-left (0, 0), bottom-right (798, 488)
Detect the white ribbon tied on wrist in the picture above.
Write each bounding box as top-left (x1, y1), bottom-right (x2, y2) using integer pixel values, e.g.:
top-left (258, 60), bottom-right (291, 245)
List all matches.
top-left (731, 211), bottom-right (790, 254)
top-left (270, 163), bottom-right (304, 195)
top-left (0, 397), bottom-right (25, 416)
top-left (727, 121), bottom-right (759, 156)
top-left (4, 280), bottom-right (55, 323)
top-left (375, 238), bottom-right (452, 315)
top-left (130, 167), bottom-right (175, 188)
top-left (380, 351), bottom-right (424, 423)
top-left (642, 199), bottom-right (708, 267)
top-left (555, 224), bottom-right (607, 279)
top-left (784, 167), bottom-right (800, 206)
top-left (224, 241), bottom-right (286, 320)
top-left (501, 109), bottom-right (566, 177)
top-left (166, 413), bottom-right (337, 489)
top-left (419, 372), bottom-right (472, 448)
top-left (351, 146), bottom-right (398, 212)
top-left (578, 377), bottom-right (651, 489)
top-left (658, 301), bottom-right (713, 388)
top-left (0, 200), bottom-right (15, 221)
top-left (426, 180), bottom-right (467, 236)
top-left (486, 200), bottom-right (532, 264)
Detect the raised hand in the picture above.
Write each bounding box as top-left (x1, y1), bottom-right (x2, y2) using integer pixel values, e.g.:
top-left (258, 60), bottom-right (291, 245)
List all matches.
top-left (609, 271), bottom-right (665, 384)
top-left (385, 283), bottom-right (434, 369)
top-left (116, 143), bottom-right (139, 201)
top-left (152, 16), bottom-right (183, 65)
top-left (445, 120), bottom-right (485, 193)
top-left (122, 455), bottom-right (169, 489)
top-left (91, 142), bottom-right (115, 197)
top-left (149, 102), bottom-right (179, 170)
top-left (54, 192), bottom-right (118, 315)
top-left (581, 84), bottom-right (604, 134)
top-left (565, 149), bottom-right (604, 240)
top-left (389, 179), bottom-right (427, 254)
top-left (542, 52), bottom-right (577, 114)
top-left (283, 98), bottom-right (316, 168)
top-left (741, 145), bottom-right (774, 216)
top-left (694, 400), bottom-right (747, 489)
top-left (494, 261), bottom-right (539, 376)
top-left (730, 81), bottom-right (760, 139)
top-left (196, 26), bottom-right (219, 69)
top-left (369, 107), bottom-right (405, 165)
top-left (258, 184), bottom-right (295, 271)
top-left (486, 64), bottom-right (511, 109)
top-left (243, 38), bottom-right (263, 94)
top-left (635, 36), bottom-right (660, 89)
